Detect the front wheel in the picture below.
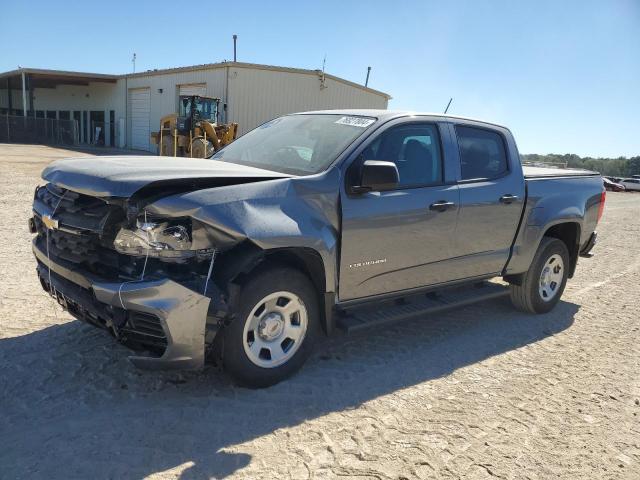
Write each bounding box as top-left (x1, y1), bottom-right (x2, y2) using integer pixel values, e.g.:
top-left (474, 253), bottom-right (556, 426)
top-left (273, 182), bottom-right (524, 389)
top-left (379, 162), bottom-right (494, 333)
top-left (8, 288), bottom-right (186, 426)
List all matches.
top-left (222, 266), bottom-right (320, 388)
top-left (191, 136), bottom-right (215, 158)
top-left (509, 237), bottom-right (570, 314)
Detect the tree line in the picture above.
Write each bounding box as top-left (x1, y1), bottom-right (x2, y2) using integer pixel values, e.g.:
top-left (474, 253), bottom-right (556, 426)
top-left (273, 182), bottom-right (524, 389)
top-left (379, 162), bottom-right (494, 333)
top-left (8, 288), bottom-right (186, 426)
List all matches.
top-left (521, 153), bottom-right (640, 177)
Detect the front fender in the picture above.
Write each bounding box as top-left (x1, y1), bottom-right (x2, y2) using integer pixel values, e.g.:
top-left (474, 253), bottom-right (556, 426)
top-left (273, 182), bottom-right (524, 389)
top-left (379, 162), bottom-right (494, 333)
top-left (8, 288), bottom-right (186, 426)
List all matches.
top-left (145, 169), bottom-right (341, 293)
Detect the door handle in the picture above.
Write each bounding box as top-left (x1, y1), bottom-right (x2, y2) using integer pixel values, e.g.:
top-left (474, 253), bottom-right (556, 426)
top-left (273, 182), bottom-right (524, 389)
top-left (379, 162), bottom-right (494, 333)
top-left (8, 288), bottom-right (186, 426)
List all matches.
top-left (429, 201), bottom-right (455, 212)
top-left (499, 194), bottom-right (519, 204)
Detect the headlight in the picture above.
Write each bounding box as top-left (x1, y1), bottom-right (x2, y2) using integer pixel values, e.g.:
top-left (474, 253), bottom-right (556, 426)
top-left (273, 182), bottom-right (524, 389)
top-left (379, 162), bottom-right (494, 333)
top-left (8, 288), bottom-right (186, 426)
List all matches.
top-left (114, 217), bottom-right (193, 258)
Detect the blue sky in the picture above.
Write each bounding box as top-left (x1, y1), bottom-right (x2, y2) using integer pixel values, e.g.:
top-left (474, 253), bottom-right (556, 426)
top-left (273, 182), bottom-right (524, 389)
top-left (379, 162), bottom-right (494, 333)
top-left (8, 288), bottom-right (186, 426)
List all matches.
top-left (2, 0), bottom-right (638, 157)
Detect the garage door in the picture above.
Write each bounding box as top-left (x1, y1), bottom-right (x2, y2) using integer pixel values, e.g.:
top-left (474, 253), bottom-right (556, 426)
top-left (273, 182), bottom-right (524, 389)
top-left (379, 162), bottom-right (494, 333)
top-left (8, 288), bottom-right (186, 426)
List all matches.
top-left (179, 84), bottom-right (206, 97)
top-left (129, 88), bottom-right (150, 151)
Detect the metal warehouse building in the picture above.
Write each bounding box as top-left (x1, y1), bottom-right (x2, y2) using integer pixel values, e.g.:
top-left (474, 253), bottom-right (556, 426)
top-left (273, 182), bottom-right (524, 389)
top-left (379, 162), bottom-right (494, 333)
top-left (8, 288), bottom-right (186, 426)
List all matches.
top-left (0, 62), bottom-right (390, 151)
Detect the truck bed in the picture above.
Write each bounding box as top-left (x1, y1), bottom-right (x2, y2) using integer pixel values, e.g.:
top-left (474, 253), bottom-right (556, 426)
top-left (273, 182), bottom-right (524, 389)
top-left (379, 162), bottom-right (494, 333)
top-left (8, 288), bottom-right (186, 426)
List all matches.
top-left (523, 165), bottom-right (600, 179)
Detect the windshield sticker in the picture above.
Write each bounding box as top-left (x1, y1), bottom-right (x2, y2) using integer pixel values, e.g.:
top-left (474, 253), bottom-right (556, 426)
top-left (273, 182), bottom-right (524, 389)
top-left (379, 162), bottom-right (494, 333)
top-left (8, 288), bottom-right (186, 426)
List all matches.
top-left (335, 116), bottom-right (375, 128)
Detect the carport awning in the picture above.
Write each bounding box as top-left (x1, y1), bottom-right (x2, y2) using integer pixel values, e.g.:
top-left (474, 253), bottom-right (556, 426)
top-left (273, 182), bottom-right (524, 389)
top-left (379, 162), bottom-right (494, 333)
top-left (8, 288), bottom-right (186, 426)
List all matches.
top-left (0, 68), bottom-right (117, 89)
top-left (0, 68), bottom-right (118, 116)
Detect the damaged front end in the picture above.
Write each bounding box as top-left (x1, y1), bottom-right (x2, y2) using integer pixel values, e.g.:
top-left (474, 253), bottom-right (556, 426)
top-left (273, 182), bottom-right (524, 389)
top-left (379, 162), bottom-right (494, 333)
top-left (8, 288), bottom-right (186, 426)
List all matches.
top-left (30, 154), bottom-right (341, 372)
top-left (30, 182), bottom-right (231, 369)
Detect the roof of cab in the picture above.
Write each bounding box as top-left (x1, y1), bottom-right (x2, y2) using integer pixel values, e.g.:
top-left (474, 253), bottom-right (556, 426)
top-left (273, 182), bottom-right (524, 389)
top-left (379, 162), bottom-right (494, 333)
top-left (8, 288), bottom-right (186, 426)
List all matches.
top-left (295, 109), bottom-right (510, 130)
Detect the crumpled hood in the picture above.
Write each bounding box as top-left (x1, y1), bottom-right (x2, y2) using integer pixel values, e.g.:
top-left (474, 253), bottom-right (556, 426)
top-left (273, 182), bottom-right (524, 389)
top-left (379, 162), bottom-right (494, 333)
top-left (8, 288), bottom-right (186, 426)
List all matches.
top-left (42, 155), bottom-right (291, 198)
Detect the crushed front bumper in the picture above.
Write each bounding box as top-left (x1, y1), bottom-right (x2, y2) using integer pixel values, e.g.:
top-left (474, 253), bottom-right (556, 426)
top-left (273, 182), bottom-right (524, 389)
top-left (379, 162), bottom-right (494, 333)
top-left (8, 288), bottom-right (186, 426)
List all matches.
top-left (33, 239), bottom-right (210, 370)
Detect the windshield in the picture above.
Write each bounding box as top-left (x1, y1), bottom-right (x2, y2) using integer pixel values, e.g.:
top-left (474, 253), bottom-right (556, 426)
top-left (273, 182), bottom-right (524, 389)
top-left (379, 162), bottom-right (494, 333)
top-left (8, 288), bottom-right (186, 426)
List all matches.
top-left (195, 98), bottom-right (217, 122)
top-left (179, 97), bottom-right (218, 122)
top-left (211, 114), bottom-right (376, 175)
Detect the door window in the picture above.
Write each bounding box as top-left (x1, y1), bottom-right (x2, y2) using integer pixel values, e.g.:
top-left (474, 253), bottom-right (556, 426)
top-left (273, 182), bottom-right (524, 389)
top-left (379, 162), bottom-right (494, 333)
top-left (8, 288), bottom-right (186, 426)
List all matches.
top-left (456, 126), bottom-right (508, 181)
top-left (362, 124), bottom-right (443, 187)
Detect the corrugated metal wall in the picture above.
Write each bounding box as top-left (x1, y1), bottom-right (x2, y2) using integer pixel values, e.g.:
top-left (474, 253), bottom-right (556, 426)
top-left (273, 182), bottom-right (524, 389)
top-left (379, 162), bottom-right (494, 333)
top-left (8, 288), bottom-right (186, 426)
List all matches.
top-left (1, 64), bottom-right (388, 151)
top-left (227, 66), bottom-right (388, 136)
top-left (123, 64), bottom-right (388, 147)
top-left (122, 68), bottom-right (227, 150)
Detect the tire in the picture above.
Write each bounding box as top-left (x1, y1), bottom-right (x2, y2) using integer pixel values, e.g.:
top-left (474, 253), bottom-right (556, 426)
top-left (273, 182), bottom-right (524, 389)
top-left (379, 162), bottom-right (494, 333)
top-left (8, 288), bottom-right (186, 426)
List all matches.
top-left (190, 137), bottom-right (215, 158)
top-left (509, 237), bottom-right (570, 314)
top-left (222, 266), bottom-right (320, 388)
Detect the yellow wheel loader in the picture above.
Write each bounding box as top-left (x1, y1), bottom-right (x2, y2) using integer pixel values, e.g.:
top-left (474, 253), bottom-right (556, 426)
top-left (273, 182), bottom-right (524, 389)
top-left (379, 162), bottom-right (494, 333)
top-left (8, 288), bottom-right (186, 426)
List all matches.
top-left (150, 95), bottom-right (238, 158)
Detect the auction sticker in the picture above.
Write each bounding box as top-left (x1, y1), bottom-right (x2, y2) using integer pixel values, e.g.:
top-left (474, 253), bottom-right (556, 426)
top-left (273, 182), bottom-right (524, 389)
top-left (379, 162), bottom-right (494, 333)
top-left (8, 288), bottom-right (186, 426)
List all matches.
top-left (335, 116), bottom-right (376, 128)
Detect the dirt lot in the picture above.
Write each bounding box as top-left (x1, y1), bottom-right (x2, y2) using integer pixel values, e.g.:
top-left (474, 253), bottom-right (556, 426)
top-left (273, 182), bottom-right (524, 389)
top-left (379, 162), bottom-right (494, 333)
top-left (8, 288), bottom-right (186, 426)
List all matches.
top-left (1, 143), bottom-right (638, 480)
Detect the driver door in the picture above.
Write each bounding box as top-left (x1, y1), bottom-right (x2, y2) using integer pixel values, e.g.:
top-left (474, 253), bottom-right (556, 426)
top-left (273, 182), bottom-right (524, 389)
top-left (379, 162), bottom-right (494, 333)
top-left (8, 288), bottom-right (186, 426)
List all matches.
top-left (339, 121), bottom-right (460, 301)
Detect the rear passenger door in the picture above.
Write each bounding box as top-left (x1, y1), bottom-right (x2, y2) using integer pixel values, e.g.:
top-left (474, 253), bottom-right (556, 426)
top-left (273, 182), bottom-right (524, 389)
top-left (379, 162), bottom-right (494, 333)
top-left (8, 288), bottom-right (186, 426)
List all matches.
top-left (449, 123), bottom-right (525, 277)
top-left (339, 120), bottom-right (460, 301)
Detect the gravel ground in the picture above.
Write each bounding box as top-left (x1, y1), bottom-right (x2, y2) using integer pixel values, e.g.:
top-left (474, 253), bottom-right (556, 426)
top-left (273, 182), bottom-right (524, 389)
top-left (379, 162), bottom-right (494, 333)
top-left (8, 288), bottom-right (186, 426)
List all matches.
top-left (0, 144), bottom-right (638, 480)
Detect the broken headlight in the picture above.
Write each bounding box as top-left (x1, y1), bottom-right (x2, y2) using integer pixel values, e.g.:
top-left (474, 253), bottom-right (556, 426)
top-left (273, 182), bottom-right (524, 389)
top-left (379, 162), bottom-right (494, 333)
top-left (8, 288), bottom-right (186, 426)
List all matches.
top-left (113, 217), bottom-right (194, 258)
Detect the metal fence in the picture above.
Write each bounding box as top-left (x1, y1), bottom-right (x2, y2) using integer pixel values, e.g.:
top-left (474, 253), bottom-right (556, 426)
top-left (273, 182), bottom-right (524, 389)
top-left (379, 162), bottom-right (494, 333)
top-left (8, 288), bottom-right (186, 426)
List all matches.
top-left (86, 121), bottom-right (120, 147)
top-left (0, 115), bottom-right (121, 148)
top-left (0, 114), bottom-right (78, 146)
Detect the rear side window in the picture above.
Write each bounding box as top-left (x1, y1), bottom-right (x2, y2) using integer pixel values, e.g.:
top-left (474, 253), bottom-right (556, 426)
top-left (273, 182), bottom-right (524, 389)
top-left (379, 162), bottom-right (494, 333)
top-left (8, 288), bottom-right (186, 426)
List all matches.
top-left (362, 124), bottom-right (443, 187)
top-left (456, 126), bottom-right (508, 181)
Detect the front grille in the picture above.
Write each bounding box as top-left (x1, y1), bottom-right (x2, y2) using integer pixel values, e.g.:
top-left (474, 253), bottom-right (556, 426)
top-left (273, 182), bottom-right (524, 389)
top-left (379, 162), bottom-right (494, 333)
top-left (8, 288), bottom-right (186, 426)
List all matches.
top-left (38, 183), bottom-right (113, 218)
top-left (33, 183), bottom-right (129, 277)
top-left (34, 183), bottom-right (125, 235)
top-left (37, 224), bottom-right (100, 263)
top-left (34, 216), bottom-right (122, 275)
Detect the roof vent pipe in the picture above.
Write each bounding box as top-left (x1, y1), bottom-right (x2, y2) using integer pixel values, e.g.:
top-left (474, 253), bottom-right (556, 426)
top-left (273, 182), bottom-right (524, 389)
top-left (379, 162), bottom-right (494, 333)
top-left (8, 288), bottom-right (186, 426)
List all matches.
top-left (365, 66), bottom-right (371, 87)
top-left (233, 35), bottom-right (237, 62)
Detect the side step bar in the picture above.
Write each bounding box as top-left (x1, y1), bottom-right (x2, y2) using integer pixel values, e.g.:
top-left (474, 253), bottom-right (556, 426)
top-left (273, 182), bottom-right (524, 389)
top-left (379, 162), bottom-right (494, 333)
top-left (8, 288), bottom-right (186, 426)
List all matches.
top-left (336, 282), bottom-right (509, 334)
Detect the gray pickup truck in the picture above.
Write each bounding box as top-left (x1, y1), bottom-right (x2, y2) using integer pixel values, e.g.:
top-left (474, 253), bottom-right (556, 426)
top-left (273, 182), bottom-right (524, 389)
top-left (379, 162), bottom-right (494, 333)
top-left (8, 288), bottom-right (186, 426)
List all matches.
top-left (30, 110), bottom-right (605, 387)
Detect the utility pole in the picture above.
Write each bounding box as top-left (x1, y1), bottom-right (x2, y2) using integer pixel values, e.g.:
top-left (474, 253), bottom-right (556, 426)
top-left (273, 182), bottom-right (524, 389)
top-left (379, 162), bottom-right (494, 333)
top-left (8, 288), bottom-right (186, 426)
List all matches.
top-left (319, 55), bottom-right (327, 89)
top-left (365, 66), bottom-right (371, 87)
top-left (132, 53), bottom-right (136, 73)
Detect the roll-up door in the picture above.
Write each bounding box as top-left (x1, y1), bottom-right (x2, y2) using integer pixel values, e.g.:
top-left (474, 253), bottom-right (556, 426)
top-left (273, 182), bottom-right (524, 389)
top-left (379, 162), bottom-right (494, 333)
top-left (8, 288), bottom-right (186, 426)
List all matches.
top-left (179, 84), bottom-right (207, 97)
top-left (129, 88), bottom-right (151, 151)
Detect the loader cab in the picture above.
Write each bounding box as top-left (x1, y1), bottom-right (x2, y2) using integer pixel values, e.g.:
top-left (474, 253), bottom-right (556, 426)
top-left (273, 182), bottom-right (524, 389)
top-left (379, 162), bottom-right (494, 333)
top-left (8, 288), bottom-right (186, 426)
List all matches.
top-left (177, 95), bottom-right (220, 133)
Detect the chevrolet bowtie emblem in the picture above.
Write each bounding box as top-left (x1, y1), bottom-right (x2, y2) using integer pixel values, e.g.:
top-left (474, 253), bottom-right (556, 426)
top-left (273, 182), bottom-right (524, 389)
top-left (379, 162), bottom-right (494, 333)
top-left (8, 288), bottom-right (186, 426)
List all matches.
top-left (42, 214), bottom-right (59, 230)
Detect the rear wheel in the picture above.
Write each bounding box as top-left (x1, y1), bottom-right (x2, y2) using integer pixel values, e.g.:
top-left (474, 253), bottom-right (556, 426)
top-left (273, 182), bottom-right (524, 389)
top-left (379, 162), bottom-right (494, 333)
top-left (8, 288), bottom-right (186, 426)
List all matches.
top-left (509, 237), bottom-right (570, 314)
top-left (222, 266), bottom-right (320, 388)
top-left (160, 135), bottom-right (174, 156)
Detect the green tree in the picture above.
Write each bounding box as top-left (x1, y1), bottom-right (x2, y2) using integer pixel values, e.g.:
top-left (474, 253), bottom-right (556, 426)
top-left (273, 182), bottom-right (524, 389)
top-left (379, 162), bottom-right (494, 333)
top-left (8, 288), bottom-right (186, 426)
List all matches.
top-left (521, 153), bottom-right (638, 177)
top-left (626, 157), bottom-right (640, 176)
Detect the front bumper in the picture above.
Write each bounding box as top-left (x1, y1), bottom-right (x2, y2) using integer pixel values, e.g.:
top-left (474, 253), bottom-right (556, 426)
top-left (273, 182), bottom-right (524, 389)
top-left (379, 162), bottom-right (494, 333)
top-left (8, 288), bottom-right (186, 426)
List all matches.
top-left (33, 239), bottom-right (210, 370)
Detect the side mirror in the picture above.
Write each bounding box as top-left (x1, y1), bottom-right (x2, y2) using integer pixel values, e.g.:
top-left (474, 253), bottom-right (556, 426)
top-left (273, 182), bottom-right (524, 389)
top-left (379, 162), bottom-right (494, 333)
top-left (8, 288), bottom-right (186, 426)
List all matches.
top-left (355, 160), bottom-right (399, 192)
